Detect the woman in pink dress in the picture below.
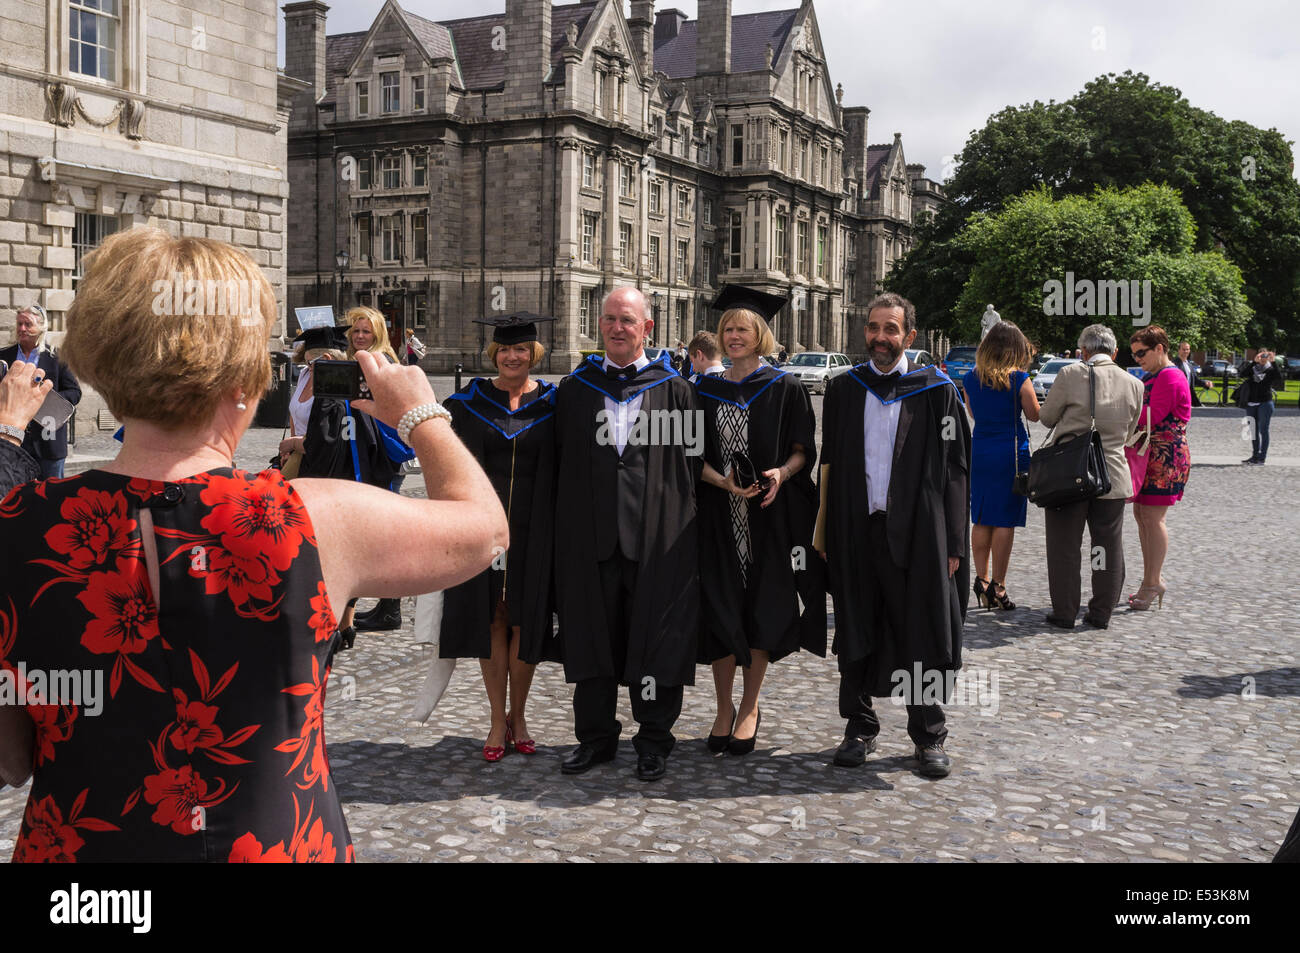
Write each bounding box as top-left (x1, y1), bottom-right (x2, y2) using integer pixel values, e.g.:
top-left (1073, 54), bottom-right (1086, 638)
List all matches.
top-left (1128, 326), bottom-right (1191, 610)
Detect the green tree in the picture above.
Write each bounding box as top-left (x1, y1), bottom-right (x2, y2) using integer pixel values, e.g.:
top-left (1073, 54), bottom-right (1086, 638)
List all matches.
top-left (952, 185), bottom-right (1251, 351)
top-left (889, 72), bottom-right (1300, 347)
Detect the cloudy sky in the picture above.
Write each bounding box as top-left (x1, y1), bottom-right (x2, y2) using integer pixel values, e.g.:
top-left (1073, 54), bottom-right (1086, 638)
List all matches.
top-left (279, 0), bottom-right (1300, 184)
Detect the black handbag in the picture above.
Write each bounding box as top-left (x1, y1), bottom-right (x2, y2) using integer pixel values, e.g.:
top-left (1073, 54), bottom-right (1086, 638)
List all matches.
top-left (1027, 364), bottom-right (1112, 508)
top-left (731, 451), bottom-right (771, 491)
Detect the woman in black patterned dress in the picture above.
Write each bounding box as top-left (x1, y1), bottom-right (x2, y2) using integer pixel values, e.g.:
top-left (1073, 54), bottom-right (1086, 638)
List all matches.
top-left (695, 286), bottom-right (824, 756)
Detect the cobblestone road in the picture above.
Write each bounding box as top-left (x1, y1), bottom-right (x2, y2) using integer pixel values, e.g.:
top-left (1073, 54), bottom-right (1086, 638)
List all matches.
top-left (3, 384), bottom-right (1296, 862)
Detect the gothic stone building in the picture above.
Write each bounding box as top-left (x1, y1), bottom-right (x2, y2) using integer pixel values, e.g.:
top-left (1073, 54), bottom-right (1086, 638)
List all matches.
top-left (285, 0), bottom-right (943, 371)
top-left (0, 0), bottom-right (297, 423)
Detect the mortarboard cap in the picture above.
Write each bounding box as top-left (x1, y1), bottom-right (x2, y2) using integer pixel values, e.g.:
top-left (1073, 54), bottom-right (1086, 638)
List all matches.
top-left (473, 311), bottom-right (558, 345)
top-left (710, 284), bottom-right (790, 322)
top-left (292, 325), bottom-right (349, 352)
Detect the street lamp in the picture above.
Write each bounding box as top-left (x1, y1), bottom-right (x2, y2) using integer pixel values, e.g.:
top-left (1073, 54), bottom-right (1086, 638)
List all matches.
top-left (335, 249), bottom-right (350, 315)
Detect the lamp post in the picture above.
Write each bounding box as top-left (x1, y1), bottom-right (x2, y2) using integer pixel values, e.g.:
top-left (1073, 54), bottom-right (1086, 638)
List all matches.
top-left (335, 249), bottom-right (350, 316)
top-left (652, 290), bottom-right (662, 347)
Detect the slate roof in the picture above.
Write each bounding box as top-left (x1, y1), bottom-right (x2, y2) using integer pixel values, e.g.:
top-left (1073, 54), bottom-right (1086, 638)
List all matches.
top-left (321, 2), bottom-right (598, 101)
top-left (654, 9), bottom-right (799, 79)
top-left (863, 145), bottom-right (893, 199)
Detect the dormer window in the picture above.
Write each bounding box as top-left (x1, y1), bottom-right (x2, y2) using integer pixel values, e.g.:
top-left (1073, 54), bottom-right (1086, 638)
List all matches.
top-left (70, 0), bottom-right (120, 82)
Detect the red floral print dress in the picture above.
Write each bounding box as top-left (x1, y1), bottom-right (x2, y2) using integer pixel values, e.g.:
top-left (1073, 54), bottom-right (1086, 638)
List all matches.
top-left (0, 468), bottom-right (352, 862)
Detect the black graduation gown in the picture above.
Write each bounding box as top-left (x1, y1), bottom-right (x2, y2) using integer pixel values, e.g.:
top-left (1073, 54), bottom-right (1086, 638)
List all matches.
top-left (695, 365), bottom-right (826, 665)
top-left (438, 378), bottom-right (559, 663)
top-left (821, 362), bottom-right (971, 697)
top-left (554, 354), bottom-right (701, 687)
top-left (298, 396), bottom-right (397, 490)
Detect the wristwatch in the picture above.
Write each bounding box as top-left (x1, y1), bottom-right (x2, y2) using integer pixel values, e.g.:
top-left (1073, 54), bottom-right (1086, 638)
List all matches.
top-left (397, 402), bottom-right (452, 444)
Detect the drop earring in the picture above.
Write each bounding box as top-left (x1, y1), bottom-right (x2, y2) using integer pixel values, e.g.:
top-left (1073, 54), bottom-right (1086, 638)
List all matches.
top-left (236, 394), bottom-right (247, 411)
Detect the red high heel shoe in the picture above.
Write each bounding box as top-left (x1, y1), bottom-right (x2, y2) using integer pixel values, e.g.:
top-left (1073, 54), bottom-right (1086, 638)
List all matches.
top-left (483, 720), bottom-right (507, 762)
top-left (506, 711), bottom-right (536, 755)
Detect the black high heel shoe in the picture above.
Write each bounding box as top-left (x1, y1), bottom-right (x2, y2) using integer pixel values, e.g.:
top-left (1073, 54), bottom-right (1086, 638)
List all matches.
top-left (728, 708), bottom-right (761, 756)
top-left (707, 705), bottom-right (736, 753)
top-left (973, 577), bottom-right (990, 608)
top-left (336, 626), bottom-right (356, 651)
top-left (986, 581), bottom-right (1016, 610)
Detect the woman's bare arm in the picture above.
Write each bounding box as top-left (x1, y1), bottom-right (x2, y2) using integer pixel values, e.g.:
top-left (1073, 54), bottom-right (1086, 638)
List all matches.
top-left (293, 351), bottom-right (508, 608)
top-left (1020, 376), bottom-right (1041, 422)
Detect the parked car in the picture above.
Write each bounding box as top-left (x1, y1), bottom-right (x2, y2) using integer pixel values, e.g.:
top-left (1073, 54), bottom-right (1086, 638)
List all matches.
top-left (1030, 353), bottom-right (1056, 376)
top-left (1284, 356), bottom-right (1300, 381)
top-left (904, 348), bottom-right (935, 368)
top-left (783, 351), bottom-right (853, 394)
top-left (1032, 357), bottom-right (1082, 400)
top-left (939, 346), bottom-right (978, 390)
top-left (1201, 359), bottom-right (1238, 379)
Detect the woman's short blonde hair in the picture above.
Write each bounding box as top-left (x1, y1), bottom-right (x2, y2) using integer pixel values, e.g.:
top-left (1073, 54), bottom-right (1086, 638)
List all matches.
top-left (716, 308), bottom-right (776, 359)
top-left (60, 226), bottom-right (275, 429)
top-left (486, 340), bottom-right (545, 369)
top-left (345, 306), bottom-right (400, 362)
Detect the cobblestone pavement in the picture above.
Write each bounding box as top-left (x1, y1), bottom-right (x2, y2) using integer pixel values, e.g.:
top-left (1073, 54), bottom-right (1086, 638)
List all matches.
top-left (3, 387), bottom-right (1297, 862)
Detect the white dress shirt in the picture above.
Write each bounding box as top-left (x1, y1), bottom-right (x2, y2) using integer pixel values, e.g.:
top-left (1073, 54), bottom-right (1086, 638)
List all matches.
top-left (862, 352), bottom-right (909, 514)
top-left (602, 351), bottom-right (651, 455)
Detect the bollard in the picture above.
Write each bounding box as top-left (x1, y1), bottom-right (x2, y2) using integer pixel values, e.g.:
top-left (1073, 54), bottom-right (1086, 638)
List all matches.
top-left (455, 362), bottom-right (463, 393)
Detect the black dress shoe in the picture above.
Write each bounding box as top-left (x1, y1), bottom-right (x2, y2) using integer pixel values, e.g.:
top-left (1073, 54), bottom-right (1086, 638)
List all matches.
top-left (1044, 614), bottom-right (1075, 629)
top-left (560, 741), bottom-right (617, 774)
top-left (727, 707), bottom-right (761, 756)
top-left (706, 705), bottom-right (736, 753)
top-left (354, 598), bottom-right (402, 631)
top-left (636, 753), bottom-right (667, 781)
top-left (832, 734), bottom-right (878, 767)
top-left (915, 743), bottom-right (951, 778)
top-left (1081, 614), bottom-right (1109, 629)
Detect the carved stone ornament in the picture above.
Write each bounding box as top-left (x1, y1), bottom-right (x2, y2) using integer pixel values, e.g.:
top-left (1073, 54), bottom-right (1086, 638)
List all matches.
top-left (46, 82), bottom-right (76, 127)
top-left (122, 99), bottom-right (146, 139)
top-left (559, 136), bottom-right (581, 150)
top-left (566, 22), bottom-right (579, 47)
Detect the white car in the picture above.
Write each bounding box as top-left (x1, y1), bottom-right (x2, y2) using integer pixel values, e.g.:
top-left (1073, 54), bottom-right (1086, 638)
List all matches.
top-left (1032, 357), bottom-right (1081, 400)
top-left (783, 351), bottom-right (853, 394)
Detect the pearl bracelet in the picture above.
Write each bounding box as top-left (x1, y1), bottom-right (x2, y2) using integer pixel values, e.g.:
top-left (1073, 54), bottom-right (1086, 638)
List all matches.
top-left (397, 402), bottom-right (451, 445)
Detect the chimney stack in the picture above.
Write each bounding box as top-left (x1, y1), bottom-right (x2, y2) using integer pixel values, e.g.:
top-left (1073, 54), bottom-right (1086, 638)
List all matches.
top-left (655, 8), bottom-right (687, 46)
top-left (629, 1), bottom-right (655, 76)
top-left (695, 0), bottom-right (731, 75)
top-left (283, 1), bottom-right (329, 98)
top-left (503, 0), bottom-right (551, 113)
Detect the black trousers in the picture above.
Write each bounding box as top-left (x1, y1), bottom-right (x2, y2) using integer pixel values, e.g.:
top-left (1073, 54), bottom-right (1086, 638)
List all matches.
top-left (836, 513), bottom-right (947, 748)
top-left (1044, 497), bottom-right (1126, 623)
top-left (573, 551), bottom-right (683, 758)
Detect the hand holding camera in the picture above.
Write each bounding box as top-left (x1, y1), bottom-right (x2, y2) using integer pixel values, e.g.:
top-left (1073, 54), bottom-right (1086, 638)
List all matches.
top-left (347, 349), bottom-right (438, 430)
top-left (0, 359), bottom-right (56, 440)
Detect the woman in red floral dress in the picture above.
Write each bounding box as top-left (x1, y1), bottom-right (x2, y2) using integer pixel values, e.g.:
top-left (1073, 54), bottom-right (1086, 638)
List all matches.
top-left (0, 228), bottom-right (507, 862)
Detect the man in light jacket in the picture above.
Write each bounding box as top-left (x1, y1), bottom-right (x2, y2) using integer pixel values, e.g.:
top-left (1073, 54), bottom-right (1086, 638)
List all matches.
top-left (1037, 323), bottom-right (1143, 629)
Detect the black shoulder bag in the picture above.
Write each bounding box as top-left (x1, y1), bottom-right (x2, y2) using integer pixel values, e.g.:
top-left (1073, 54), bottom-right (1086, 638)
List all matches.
top-left (1027, 364), bottom-right (1112, 508)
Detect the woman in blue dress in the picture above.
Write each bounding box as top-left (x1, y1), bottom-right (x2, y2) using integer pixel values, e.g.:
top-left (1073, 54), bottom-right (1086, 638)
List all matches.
top-left (962, 322), bottom-right (1039, 609)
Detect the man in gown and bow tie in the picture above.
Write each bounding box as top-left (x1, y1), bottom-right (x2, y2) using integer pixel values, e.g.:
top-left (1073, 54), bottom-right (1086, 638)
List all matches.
top-left (554, 287), bottom-right (701, 781)
top-left (815, 292), bottom-right (970, 778)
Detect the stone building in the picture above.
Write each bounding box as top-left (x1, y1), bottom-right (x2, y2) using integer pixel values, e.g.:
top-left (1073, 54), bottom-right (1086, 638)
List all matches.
top-left (0, 0), bottom-right (296, 423)
top-left (285, 0), bottom-right (943, 370)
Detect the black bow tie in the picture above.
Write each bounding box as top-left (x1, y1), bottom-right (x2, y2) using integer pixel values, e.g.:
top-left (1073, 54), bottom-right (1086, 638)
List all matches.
top-left (606, 363), bottom-right (634, 381)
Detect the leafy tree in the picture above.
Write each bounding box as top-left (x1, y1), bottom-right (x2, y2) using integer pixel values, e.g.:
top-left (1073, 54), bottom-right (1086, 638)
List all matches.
top-left (888, 71), bottom-right (1300, 348)
top-left (952, 185), bottom-right (1251, 351)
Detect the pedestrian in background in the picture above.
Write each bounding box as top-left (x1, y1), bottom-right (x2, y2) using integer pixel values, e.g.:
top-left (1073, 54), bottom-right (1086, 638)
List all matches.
top-left (1038, 324), bottom-right (1143, 628)
top-left (1128, 326), bottom-right (1191, 610)
top-left (1238, 348), bottom-right (1282, 465)
top-left (404, 328), bottom-right (427, 366)
top-left (962, 321), bottom-right (1039, 610)
top-left (1173, 341), bottom-right (1211, 407)
top-left (687, 330), bottom-right (724, 383)
top-left (0, 303), bottom-right (81, 478)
